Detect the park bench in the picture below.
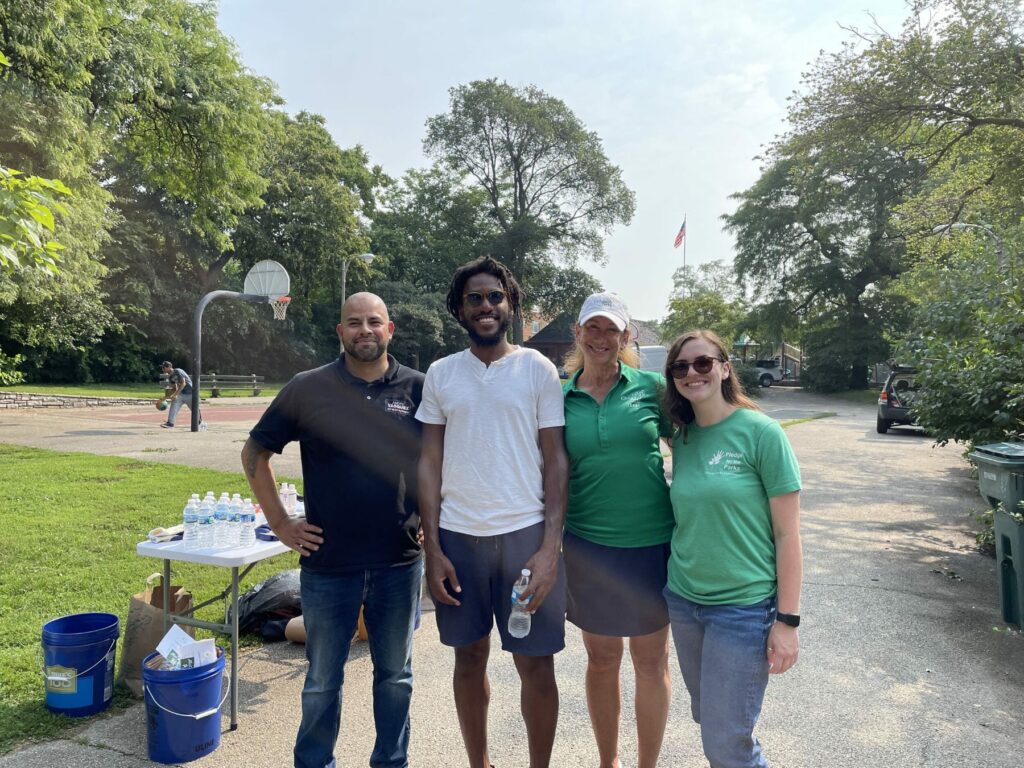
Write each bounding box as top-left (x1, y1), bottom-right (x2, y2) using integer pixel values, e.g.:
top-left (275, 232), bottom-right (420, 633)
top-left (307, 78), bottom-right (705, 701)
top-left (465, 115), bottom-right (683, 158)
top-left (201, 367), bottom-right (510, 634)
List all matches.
top-left (206, 373), bottom-right (264, 397)
top-left (158, 372), bottom-right (264, 397)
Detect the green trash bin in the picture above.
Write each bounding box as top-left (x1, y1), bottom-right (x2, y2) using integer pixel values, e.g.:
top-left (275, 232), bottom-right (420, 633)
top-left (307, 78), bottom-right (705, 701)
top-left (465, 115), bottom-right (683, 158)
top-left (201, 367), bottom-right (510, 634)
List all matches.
top-left (969, 442), bottom-right (1024, 629)
top-left (969, 442), bottom-right (1024, 511)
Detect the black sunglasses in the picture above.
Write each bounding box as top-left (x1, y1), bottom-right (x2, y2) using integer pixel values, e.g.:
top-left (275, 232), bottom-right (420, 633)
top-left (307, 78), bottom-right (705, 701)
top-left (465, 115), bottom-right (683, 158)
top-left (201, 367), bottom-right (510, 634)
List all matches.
top-left (463, 289), bottom-right (507, 307)
top-left (669, 356), bottom-right (723, 378)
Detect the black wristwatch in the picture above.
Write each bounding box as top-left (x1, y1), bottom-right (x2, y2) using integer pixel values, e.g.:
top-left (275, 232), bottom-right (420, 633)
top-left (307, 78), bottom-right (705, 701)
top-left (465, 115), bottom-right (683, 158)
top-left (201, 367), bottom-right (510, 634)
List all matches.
top-left (775, 612), bottom-right (800, 628)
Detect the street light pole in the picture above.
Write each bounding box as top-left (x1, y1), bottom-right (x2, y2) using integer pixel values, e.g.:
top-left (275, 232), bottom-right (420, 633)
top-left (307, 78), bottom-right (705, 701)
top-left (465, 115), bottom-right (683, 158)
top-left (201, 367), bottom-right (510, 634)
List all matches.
top-left (340, 252), bottom-right (376, 320)
top-left (932, 222), bottom-right (1006, 271)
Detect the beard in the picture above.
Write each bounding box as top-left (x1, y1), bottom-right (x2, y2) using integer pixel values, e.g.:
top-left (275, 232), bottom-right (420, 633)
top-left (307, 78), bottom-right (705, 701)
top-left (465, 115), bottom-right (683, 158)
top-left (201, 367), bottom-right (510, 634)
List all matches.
top-left (464, 315), bottom-right (510, 346)
top-left (343, 338), bottom-right (386, 362)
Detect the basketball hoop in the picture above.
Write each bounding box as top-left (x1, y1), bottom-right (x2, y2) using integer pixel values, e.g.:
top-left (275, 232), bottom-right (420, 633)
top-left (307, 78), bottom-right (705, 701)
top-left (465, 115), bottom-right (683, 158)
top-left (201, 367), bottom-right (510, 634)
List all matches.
top-left (271, 296), bottom-right (291, 321)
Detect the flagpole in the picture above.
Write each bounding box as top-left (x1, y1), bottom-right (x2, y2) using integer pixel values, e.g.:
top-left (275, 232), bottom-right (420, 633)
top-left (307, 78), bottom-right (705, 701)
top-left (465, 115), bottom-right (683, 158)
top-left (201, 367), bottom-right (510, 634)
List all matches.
top-left (682, 214), bottom-right (687, 299)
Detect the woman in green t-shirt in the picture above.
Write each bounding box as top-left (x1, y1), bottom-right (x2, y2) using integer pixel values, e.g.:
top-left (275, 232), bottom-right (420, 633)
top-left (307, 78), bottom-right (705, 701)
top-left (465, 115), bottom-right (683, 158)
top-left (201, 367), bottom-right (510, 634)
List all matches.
top-left (662, 329), bottom-right (803, 768)
top-left (562, 292), bottom-right (675, 768)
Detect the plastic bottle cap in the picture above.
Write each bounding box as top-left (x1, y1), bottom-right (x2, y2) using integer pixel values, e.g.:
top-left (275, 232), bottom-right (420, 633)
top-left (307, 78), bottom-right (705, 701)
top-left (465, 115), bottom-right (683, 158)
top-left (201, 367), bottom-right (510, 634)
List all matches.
top-left (521, 568), bottom-right (531, 576)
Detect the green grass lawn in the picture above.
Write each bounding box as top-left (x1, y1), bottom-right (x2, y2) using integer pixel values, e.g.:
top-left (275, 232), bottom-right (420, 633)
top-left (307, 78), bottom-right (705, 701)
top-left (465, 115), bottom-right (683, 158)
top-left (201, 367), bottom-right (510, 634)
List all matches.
top-left (0, 382), bottom-right (282, 399)
top-left (0, 444), bottom-right (299, 754)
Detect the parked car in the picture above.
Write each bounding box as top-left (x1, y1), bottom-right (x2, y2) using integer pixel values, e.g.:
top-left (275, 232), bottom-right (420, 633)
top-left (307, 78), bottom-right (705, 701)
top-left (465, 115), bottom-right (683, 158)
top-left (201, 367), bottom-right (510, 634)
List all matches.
top-left (876, 365), bottom-right (920, 434)
top-left (637, 345), bottom-right (668, 374)
top-left (753, 359), bottom-right (790, 387)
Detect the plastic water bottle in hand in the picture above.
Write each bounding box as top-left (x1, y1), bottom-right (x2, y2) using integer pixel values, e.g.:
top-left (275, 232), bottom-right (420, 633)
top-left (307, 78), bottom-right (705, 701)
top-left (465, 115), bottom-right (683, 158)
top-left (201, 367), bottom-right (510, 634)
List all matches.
top-left (508, 569), bottom-right (533, 639)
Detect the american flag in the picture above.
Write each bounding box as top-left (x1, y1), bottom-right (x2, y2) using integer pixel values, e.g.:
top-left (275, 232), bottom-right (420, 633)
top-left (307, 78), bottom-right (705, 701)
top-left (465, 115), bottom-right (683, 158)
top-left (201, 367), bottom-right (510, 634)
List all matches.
top-left (673, 219), bottom-right (687, 249)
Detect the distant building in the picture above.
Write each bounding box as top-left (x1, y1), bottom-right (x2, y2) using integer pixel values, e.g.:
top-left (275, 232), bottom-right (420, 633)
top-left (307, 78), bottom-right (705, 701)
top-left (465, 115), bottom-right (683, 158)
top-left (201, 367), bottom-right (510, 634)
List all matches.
top-left (525, 313), bottom-right (665, 370)
top-left (521, 309), bottom-right (549, 343)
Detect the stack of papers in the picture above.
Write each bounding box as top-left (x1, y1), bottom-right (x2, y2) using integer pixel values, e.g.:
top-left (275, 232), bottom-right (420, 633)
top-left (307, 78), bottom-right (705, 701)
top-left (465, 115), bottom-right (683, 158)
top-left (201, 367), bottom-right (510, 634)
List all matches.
top-left (153, 625), bottom-right (218, 670)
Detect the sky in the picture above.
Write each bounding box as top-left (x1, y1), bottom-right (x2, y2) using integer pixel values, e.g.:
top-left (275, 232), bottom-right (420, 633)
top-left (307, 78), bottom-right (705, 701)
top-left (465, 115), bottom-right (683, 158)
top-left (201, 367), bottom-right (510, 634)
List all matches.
top-left (217, 0), bottom-right (910, 321)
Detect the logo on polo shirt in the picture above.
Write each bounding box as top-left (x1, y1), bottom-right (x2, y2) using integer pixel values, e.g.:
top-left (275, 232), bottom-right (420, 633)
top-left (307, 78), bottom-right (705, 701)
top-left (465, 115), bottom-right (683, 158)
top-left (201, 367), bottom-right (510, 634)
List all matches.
top-left (620, 390), bottom-right (649, 409)
top-left (385, 398), bottom-right (412, 417)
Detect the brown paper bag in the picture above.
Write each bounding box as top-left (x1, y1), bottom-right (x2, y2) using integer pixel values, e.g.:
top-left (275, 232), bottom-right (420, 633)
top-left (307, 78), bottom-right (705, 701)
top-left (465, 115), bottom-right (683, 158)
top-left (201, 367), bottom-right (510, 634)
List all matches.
top-left (117, 573), bottom-right (194, 696)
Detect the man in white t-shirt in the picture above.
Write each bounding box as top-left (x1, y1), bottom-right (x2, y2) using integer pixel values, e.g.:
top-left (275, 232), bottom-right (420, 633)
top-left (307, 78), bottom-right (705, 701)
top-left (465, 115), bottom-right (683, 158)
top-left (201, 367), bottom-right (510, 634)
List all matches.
top-left (417, 255), bottom-right (569, 768)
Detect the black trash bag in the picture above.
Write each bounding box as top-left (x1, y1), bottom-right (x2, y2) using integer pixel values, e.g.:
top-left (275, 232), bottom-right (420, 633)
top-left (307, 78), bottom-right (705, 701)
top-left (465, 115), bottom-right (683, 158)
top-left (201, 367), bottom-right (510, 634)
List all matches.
top-left (230, 569), bottom-right (302, 635)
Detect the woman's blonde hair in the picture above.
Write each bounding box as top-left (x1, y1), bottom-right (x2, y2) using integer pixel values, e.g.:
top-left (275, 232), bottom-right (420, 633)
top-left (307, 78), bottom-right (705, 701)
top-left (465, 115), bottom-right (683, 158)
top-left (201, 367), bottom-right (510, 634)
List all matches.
top-left (562, 330), bottom-right (639, 375)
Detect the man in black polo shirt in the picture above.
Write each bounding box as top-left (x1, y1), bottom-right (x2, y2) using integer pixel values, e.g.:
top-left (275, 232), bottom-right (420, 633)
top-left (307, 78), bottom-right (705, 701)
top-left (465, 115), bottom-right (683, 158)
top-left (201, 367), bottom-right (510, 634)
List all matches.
top-left (242, 292), bottom-right (424, 768)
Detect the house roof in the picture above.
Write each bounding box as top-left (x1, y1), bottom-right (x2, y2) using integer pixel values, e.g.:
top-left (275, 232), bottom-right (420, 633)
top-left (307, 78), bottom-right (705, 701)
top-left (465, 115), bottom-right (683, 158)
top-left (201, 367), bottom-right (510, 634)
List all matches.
top-left (524, 313), bottom-right (575, 345)
top-left (633, 320), bottom-right (662, 346)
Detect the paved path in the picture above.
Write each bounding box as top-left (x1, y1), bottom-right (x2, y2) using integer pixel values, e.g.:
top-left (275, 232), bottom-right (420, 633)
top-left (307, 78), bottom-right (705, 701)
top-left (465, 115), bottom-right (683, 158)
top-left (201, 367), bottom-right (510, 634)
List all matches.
top-left (2, 387), bottom-right (1023, 767)
top-left (0, 397), bottom-right (303, 477)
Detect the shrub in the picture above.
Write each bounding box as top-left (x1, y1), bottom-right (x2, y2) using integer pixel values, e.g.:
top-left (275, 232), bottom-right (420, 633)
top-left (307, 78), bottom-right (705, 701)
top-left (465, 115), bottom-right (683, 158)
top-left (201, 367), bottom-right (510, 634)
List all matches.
top-left (0, 350), bottom-right (25, 385)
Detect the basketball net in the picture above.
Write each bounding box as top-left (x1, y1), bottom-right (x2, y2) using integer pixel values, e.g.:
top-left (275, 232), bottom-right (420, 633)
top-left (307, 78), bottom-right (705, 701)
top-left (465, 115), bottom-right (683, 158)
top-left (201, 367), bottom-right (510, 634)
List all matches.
top-left (271, 296), bottom-right (291, 321)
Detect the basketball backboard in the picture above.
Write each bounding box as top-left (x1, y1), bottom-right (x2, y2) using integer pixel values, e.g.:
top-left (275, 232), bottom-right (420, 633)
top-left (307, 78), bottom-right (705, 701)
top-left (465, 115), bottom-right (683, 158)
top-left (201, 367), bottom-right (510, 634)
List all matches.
top-left (243, 260), bottom-right (290, 300)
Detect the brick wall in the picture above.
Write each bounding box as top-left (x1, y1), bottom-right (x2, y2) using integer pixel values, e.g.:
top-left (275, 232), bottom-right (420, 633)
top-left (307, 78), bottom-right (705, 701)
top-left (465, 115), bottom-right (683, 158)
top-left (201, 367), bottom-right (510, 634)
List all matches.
top-left (0, 392), bottom-right (152, 409)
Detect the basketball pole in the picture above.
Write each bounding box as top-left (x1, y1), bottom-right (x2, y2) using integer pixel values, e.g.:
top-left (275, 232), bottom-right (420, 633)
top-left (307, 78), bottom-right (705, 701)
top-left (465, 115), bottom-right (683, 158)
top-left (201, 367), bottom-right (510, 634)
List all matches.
top-left (190, 291), bottom-right (271, 433)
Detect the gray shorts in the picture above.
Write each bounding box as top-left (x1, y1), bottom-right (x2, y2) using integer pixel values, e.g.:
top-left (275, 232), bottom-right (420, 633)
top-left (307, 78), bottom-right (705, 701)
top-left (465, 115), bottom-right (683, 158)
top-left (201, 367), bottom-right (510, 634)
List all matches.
top-left (434, 521), bottom-right (566, 656)
top-left (564, 530), bottom-right (670, 637)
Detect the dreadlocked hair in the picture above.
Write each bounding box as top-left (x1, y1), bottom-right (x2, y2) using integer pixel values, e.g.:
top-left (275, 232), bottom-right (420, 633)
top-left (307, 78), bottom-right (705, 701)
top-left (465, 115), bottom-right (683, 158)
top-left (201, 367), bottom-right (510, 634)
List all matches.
top-left (445, 255), bottom-right (525, 320)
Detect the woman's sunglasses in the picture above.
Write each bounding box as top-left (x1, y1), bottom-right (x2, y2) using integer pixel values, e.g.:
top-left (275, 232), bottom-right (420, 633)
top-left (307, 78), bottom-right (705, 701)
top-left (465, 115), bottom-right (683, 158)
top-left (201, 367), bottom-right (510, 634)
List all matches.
top-left (463, 289), bottom-right (507, 307)
top-left (668, 356), bottom-right (723, 378)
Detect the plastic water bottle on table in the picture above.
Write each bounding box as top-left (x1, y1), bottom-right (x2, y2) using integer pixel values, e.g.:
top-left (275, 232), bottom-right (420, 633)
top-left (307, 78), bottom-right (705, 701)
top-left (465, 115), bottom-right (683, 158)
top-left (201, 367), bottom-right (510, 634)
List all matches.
top-left (229, 493), bottom-right (243, 548)
top-left (213, 492), bottom-right (230, 548)
top-left (197, 497), bottom-right (214, 549)
top-left (182, 498), bottom-right (199, 551)
top-left (239, 499), bottom-right (257, 547)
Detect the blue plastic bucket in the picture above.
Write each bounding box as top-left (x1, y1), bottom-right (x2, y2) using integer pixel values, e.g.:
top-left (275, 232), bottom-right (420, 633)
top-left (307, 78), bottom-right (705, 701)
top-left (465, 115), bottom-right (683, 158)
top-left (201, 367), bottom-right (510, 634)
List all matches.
top-left (142, 649), bottom-right (225, 764)
top-left (41, 612), bottom-right (119, 717)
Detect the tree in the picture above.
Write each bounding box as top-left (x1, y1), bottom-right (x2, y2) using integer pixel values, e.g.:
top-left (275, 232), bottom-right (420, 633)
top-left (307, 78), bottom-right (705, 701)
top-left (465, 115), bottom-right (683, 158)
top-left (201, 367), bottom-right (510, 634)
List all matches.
top-left (898, 248), bottom-right (1023, 445)
top-left (723, 131), bottom-right (922, 390)
top-left (372, 168), bottom-right (500, 294)
top-left (0, 0), bottom-right (279, 380)
top-left (661, 261), bottom-right (747, 345)
top-left (786, 0), bottom-right (1023, 430)
top-left (0, 166), bottom-right (70, 274)
top-left (792, 0), bottom-right (1024, 232)
top-left (231, 111), bottom-right (385, 363)
top-left (424, 79), bottom-right (635, 341)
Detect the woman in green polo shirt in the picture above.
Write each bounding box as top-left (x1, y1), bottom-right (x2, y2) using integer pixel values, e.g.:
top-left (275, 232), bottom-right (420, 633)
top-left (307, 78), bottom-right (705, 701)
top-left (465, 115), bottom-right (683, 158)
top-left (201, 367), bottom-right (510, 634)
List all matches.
top-left (662, 329), bottom-right (803, 768)
top-left (562, 292), bottom-right (675, 768)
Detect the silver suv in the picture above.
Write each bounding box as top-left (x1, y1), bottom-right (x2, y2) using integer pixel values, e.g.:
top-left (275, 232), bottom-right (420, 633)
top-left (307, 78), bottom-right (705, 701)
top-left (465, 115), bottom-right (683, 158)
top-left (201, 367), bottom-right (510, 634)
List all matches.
top-left (753, 359), bottom-right (790, 388)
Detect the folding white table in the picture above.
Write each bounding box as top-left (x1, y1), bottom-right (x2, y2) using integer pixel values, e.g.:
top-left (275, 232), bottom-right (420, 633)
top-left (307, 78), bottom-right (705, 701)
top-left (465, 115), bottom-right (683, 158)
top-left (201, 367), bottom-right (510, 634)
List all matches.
top-left (135, 538), bottom-right (292, 729)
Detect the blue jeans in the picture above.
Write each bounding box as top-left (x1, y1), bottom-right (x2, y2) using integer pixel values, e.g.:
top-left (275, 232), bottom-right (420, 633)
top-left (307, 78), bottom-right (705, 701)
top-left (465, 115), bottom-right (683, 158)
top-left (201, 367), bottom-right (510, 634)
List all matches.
top-left (295, 561), bottom-right (422, 768)
top-left (664, 589), bottom-right (776, 768)
top-left (165, 389), bottom-right (196, 425)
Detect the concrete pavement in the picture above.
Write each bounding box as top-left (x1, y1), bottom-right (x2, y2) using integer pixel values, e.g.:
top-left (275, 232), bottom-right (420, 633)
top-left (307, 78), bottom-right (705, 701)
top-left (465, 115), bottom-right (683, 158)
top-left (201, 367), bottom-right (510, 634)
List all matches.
top-left (1, 387), bottom-right (1023, 767)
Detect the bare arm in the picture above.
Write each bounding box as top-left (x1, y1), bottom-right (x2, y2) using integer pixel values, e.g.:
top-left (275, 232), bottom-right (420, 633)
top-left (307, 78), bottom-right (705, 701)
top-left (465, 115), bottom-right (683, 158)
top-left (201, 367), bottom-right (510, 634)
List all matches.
top-left (767, 490), bottom-right (802, 674)
top-left (520, 425), bottom-right (568, 611)
top-left (418, 424), bottom-right (460, 605)
top-left (241, 437), bottom-right (322, 556)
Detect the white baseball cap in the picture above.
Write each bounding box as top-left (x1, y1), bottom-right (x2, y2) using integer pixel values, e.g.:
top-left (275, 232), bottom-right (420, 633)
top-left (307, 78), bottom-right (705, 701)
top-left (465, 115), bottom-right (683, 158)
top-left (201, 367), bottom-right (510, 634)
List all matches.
top-left (578, 292), bottom-right (629, 331)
